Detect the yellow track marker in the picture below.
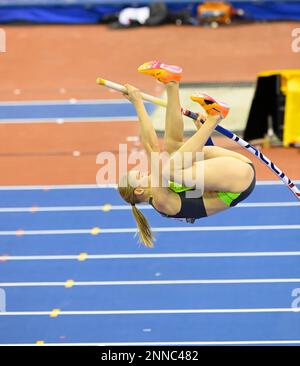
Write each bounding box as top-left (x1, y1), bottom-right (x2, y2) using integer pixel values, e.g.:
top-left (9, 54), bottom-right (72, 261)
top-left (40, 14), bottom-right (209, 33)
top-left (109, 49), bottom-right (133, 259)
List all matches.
top-left (29, 206), bottom-right (39, 213)
top-left (102, 204), bottom-right (112, 212)
top-left (65, 280), bottom-right (75, 288)
top-left (0, 255), bottom-right (9, 262)
top-left (15, 229), bottom-right (25, 236)
top-left (90, 227), bottom-right (101, 235)
top-left (50, 309), bottom-right (61, 318)
top-left (36, 340), bottom-right (45, 345)
top-left (78, 253), bottom-right (88, 261)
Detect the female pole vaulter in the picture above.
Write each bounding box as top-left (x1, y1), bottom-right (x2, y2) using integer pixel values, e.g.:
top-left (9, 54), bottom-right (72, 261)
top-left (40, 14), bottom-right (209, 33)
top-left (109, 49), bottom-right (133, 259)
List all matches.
top-left (118, 61), bottom-right (256, 248)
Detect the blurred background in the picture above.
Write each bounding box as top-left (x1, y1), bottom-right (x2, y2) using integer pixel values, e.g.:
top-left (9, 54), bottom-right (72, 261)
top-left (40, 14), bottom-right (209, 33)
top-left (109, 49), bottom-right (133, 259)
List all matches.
top-left (0, 0), bottom-right (299, 184)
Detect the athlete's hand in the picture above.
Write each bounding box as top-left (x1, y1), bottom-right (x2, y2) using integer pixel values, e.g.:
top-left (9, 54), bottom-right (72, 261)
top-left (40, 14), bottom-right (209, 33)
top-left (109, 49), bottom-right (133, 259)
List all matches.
top-left (123, 84), bottom-right (143, 105)
top-left (194, 113), bottom-right (207, 129)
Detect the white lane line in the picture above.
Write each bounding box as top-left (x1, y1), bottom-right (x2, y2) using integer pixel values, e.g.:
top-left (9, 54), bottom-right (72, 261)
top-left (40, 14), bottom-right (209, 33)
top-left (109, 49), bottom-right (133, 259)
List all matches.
top-left (237, 202), bottom-right (300, 207)
top-left (0, 99), bottom-right (131, 106)
top-left (0, 204), bottom-right (146, 213)
top-left (1, 278), bottom-right (300, 287)
top-left (0, 205), bottom-right (129, 213)
top-left (0, 201), bottom-right (298, 213)
top-left (4, 251), bottom-right (300, 261)
top-left (256, 181), bottom-right (300, 185)
top-left (0, 181), bottom-right (298, 190)
top-left (0, 225), bottom-right (298, 236)
top-left (2, 340), bottom-right (300, 346)
top-left (1, 308), bottom-right (300, 316)
top-left (0, 117), bottom-right (138, 124)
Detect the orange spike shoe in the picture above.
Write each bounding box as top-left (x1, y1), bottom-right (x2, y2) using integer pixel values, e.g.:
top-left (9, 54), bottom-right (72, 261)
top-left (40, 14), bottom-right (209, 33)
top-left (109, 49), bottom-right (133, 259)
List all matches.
top-left (190, 93), bottom-right (230, 119)
top-left (137, 60), bottom-right (182, 84)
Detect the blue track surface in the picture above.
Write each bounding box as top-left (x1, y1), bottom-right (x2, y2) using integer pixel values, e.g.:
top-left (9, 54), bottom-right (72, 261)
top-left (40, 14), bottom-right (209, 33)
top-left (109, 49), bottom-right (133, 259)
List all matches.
top-left (0, 100), bottom-right (153, 122)
top-left (0, 183), bottom-right (300, 345)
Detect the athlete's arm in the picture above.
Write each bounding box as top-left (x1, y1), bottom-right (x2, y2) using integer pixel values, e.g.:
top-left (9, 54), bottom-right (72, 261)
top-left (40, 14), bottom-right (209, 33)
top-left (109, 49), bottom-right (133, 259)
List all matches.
top-left (124, 84), bottom-right (160, 156)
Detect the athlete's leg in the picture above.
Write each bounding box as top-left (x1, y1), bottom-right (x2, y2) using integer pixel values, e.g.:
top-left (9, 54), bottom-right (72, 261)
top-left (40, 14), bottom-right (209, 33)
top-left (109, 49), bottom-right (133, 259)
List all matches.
top-left (203, 145), bottom-right (253, 164)
top-left (201, 157), bottom-right (254, 192)
top-left (160, 84), bottom-right (252, 192)
top-left (164, 81), bottom-right (184, 154)
top-left (172, 89), bottom-right (230, 160)
top-left (174, 156), bottom-right (255, 193)
top-left (137, 61), bottom-right (184, 154)
top-left (164, 85), bottom-right (213, 153)
top-left (162, 113), bottom-right (222, 188)
top-left (165, 114), bottom-right (253, 193)
top-left (170, 114), bottom-right (222, 166)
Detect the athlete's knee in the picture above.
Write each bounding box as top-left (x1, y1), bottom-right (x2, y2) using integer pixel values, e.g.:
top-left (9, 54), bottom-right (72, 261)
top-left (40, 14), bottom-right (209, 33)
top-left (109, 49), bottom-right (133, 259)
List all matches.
top-left (164, 140), bottom-right (183, 155)
top-left (231, 162), bottom-right (254, 192)
top-left (163, 164), bottom-right (181, 182)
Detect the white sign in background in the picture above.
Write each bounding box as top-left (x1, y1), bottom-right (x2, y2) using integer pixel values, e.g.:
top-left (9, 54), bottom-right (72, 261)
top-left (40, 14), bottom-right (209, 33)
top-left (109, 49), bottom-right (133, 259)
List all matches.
top-left (291, 28), bottom-right (300, 53)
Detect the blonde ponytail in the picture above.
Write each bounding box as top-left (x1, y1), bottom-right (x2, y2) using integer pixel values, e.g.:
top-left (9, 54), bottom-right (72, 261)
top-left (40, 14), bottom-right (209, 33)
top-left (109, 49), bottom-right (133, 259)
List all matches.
top-left (118, 174), bottom-right (154, 248)
top-left (131, 204), bottom-right (154, 248)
